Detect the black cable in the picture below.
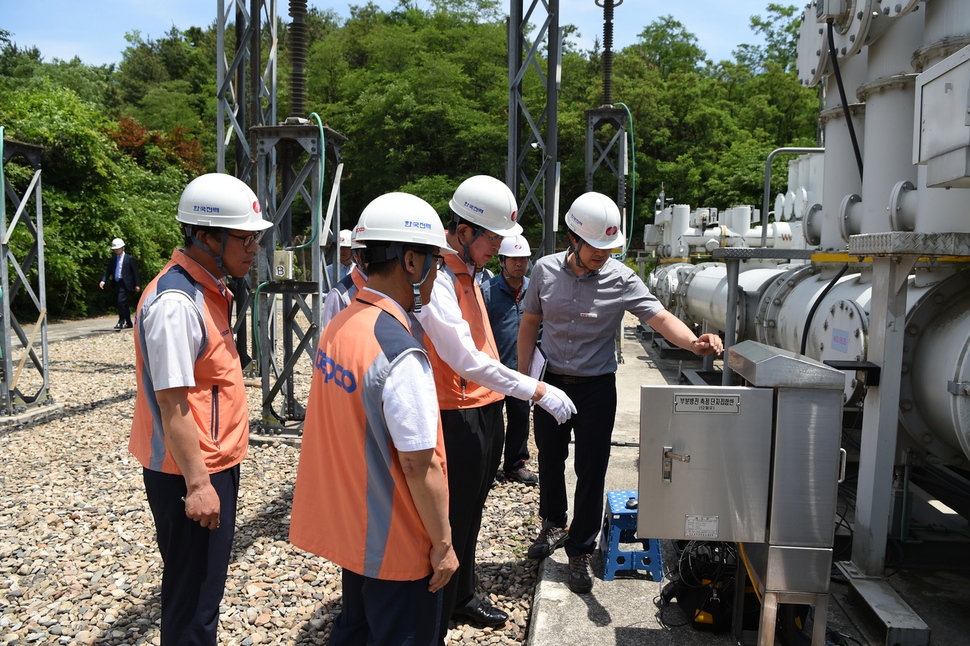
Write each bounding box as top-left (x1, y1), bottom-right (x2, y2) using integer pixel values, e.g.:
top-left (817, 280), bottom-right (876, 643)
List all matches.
top-left (826, 22), bottom-right (864, 180)
top-left (909, 471), bottom-right (970, 500)
top-left (884, 533), bottom-right (905, 576)
top-left (655, 541), bottom-right (738, 630)
top-left (800, 263), bottom-right (850, 356)
top-left (923, 462), bottom-right (970, 497)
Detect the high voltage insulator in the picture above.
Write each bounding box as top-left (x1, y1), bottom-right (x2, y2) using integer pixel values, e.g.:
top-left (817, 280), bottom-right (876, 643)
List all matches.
top-left (289, 0), bottom-right (308, 118)
top-left (596, 0), bottom-right (621, 106)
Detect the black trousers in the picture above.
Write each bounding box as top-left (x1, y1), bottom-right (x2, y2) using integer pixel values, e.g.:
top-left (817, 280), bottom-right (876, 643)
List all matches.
top-left (143, 465), bottom-right (239, 646)
top-left (329, 569), bottom-right (443, 645)
top-left (501, 396), bottom-right (531, 473)
top-left (533, 373), bottom-right (616, 557)
top-left (116, 286), bottom-right (133, 326)
top-left (437, 400), bottom-right (504, 636)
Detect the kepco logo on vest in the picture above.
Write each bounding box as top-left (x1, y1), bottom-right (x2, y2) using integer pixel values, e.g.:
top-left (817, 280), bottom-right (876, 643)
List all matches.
top-left (314, 349), bottom-right (357, 393)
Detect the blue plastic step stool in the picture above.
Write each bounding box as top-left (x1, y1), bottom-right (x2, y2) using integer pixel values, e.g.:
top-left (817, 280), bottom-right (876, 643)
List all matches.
top-left (599, 490), bottom-right (664, 581)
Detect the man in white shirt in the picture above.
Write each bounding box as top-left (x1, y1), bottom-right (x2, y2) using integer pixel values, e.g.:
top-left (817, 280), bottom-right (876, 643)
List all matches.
top-left (414, 175), bottom-right (575, 635)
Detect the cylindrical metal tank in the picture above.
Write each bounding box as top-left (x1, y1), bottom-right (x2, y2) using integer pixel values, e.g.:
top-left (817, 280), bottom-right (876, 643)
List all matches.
top-left (678, 264), bottom-right (788, 343)
top-left (819, 52), bottom-right (868, 251)
top-left (856, 10), bottom-right (923, 235)
top-left (665, 204), bottom-right (690, 258)
top-left (757, 267), bottom-right (870, 356)
top-left (650, 262), bottom-right (693, 311)
top-left (900, 270), bottom-right (970, 467)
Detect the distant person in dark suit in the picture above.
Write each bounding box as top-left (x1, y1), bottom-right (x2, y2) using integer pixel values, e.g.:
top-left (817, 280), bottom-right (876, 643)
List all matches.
top-left (100, 237), bottom-right (141, 329)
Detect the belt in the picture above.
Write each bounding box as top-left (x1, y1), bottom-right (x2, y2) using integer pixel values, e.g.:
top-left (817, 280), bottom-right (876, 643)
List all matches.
top-left (545, 371), bottom-right (609, 385)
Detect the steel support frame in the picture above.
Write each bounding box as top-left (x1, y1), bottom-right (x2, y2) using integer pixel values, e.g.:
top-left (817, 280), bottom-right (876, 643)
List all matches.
top-left (839, 231), bottom-right (953, 646)
top-left (0, 141), bottom-right (51, 415)
top-left (252, 124), bottom-right (344, 434)
top-left (584, 107), bottom-right (628, 246)
top-left (216, 0), bottom-right (278, 183)
top-left (852, 254), bottom-right (913, 574)
top-left (507, 0), bottom-right (561, 257)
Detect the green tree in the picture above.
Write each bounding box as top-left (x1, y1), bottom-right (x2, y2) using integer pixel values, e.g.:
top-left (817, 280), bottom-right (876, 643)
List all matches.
top-left (1, 79), bottom-right (184, 317)
top-left (632, 16), bottom-right (706, 79)
top-left (739, 4), bottom-right (802, 72)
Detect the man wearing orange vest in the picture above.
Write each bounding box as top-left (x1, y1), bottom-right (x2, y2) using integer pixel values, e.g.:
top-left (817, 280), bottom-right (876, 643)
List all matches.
top-left (128, 173), bottom-right (272, 644)
top-left (290, 192), bottom-right (459, 644)
top-left (414, 175), bottom-right (576, 635)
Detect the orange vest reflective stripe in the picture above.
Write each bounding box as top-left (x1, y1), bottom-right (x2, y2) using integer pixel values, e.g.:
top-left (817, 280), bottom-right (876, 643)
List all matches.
top-left (128, 249), bottom-right (249, 474)
top-left (290, 290), bottom-right (447, 581)
top-left (425, 254), bottom-right (504, 410)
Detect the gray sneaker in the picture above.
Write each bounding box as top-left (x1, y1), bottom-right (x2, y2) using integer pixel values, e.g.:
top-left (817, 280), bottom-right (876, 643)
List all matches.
top-left (527, 525), bottom-right (567, 560)
top-left (567, 553), bottom-right (593, 594)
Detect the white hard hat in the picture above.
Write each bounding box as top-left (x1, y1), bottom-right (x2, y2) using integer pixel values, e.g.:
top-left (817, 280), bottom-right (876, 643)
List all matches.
top-left (355, 192), bottom-right (456, 254)
top-left (499, 235), bottom-right (531, 258)
top-left (565, 192), bottom-right (624, 249)
top-left (449, 175), bottom-right (523, 235)
top-left (110, 238), bottom-right (125, 250)
top-left (349, 225), bottom-right (365, 250)
top-left (176, 173), bottom-right (273, 232)
top-left (338, 229), bottom-right (353, 247)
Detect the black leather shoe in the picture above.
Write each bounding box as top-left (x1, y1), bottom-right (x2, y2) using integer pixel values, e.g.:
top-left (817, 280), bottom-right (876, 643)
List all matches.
top-left (114, 322), bottom-right (123, 330)
top-left (505, 466), bottom-right (538, 485)
top-left (451, 603), bottom-right (508, 628)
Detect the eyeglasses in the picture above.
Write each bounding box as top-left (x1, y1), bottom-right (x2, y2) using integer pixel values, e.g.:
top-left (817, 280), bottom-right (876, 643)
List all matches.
top-left (226, 231), bottom-right (265, 247)
top-left (478, 228), bottom-right (502, 247)
top-left (433, 254), bottom-right (446, 270)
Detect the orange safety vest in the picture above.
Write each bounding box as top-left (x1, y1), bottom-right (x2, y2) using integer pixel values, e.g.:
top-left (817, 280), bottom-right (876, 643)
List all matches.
top-left (425, 254), bottom-right (505, 410)
top-left (290, 290), bottom-right (447, 581)
top-left (128, 250), bottom-right (249, 475)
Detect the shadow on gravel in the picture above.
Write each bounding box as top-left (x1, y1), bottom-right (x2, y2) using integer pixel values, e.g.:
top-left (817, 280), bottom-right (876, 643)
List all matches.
top-left (94, 595), bottom-right (162, 645)
top-left (0, 390), bottom-right (137, 438)
top-left (49, 360), bottom-right (136, 376)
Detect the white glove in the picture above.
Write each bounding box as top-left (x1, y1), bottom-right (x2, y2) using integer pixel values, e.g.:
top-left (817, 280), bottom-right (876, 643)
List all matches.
top-left (536, 383), bottom-right (577, 424)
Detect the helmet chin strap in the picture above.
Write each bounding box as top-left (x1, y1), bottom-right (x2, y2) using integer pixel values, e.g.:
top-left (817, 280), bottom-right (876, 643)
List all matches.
top-left (454, 220), bottom-right (485, 266)
top-left (567, 236), bottom-right (594, 274)
top-left (190, 228), bottom-right (231, 280)
top-left (460, 232), bottom-right (480, 265)
top-left (394, 245), bottom-right (435, 313)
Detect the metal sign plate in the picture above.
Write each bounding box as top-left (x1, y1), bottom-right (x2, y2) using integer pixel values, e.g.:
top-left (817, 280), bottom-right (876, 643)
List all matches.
top-left (673, 393), bottom-right (741, 414)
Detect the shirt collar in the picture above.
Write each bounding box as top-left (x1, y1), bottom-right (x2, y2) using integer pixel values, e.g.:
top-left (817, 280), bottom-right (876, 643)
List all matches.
top-left (560, 250), bottom-right (600, 280)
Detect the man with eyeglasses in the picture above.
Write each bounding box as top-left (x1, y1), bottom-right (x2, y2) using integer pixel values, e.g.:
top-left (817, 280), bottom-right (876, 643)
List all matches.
top-left (413, 175), bottom-right (577, 637)
top-left (128, 173), bottom-right (272, 645)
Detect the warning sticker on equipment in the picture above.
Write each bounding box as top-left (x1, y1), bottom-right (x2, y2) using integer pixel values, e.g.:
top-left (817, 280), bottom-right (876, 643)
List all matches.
top-left (685, 515), bottom-right (719, 538)
top-left (673, 393), bottom-right (741, 414)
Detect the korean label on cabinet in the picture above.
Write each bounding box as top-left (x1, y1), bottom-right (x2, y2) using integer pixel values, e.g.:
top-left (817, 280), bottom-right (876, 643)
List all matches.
top-left (673, 393), bottom-right (741, 414)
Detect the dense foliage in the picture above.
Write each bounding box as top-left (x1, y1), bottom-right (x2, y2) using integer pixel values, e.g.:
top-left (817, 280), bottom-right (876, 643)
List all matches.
top-left (0, 2), bottom-right (817, 318)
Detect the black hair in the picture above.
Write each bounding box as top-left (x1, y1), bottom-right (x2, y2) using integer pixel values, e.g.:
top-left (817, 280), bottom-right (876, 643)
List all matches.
top-left (181, 224), bottom-right (224, 247)
top-left (363, 242), bottom-right (436, 277)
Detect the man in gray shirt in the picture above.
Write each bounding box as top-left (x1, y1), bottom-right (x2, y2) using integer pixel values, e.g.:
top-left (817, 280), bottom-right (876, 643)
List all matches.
top-left (517, 191), bottom-right (722, 595)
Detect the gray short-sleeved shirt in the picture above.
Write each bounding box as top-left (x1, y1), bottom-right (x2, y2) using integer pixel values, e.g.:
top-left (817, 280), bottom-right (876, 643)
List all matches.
top-left (523, 251), bottom-right (664, 377)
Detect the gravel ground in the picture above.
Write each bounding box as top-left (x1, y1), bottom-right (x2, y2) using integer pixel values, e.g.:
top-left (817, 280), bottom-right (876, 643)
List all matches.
top-left (0, 326), bottom-right (542, 645)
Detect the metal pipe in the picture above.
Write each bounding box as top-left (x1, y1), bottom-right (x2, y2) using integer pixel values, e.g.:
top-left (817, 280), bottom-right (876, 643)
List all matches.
top-left (722, 258), bottom-right (740, 386)
top-left (761, 147), bottom-right (825, 248)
